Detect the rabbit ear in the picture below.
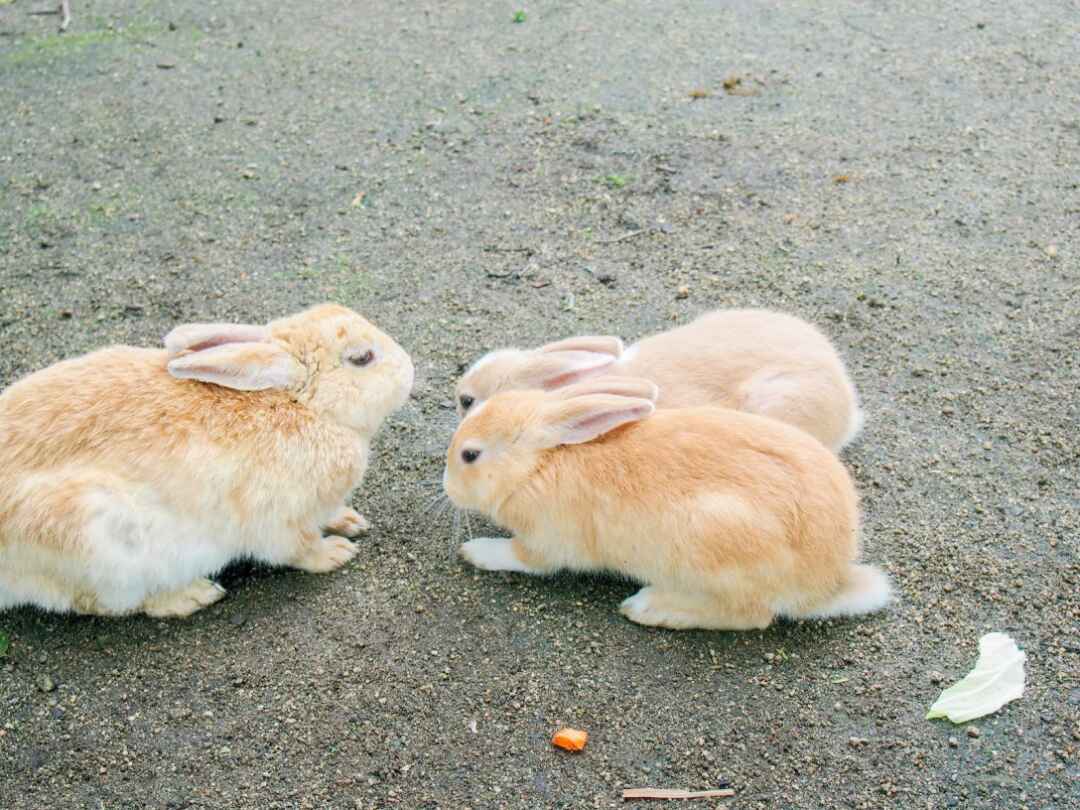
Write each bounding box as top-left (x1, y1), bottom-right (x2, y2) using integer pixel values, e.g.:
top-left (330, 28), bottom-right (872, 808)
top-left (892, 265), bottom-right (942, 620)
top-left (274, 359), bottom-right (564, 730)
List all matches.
top-left (555, 376), bottom-right (659, 402)
top-left (164, 323), bottom-right (270, 359)
top-left (519, 351), bottom-right (617, 390)
top-left (539, 393), bottom-right (655, 446)
top-left (539, 335), bottom-right (624, 358)
top-left (167, 342), bottom-right (302, 391)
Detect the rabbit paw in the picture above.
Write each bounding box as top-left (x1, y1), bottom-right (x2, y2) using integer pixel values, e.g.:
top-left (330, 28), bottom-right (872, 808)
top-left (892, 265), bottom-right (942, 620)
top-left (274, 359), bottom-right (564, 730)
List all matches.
top-left (619, 587), bottom-right (774, 630)
top-left (459, 538), bottom-right (542, 574)
top-left (324, 506), bottom-right (370, 538)
top-left (294, 536), bottom-right (358, 573)
top-left (619, 587), bottom-right (671, 627)
top-left (142, 578), bottom-right (226, 618)
top-left (619, 587), bottom-right (709, 630)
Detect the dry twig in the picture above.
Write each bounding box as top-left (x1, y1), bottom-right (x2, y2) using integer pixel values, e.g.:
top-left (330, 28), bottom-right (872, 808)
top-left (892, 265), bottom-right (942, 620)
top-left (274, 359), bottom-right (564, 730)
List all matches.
top-left (622, 787), bottom-right (736, 801)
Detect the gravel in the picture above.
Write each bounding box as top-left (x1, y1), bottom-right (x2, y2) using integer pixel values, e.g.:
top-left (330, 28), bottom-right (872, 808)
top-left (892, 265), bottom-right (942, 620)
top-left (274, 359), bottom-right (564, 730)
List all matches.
top-left (1, 1), bottom-right (1078, 808)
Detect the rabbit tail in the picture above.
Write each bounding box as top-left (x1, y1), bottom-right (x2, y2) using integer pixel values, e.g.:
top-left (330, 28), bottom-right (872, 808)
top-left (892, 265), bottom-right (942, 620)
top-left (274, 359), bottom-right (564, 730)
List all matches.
top-left (802, 564), bottom-right (893, 619)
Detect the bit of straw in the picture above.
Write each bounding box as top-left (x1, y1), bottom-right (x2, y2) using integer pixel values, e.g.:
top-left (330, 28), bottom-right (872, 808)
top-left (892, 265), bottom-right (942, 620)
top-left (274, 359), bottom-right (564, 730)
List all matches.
top-left (622, 787), bottom-right (735, 800)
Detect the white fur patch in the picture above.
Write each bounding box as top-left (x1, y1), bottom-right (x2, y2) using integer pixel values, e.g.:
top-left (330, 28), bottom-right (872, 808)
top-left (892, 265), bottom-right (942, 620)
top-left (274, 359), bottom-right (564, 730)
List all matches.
top-left (838, 407), bottom-right (866, 449)
top-left (460, 537), bottom-right (540, 574)
top-left (619, 586), bottom-right (658, 619)
top-left (800, 564), bottom-right (893, 619)
top-left (468, 349), bottom-right (519, 376)
top-left (617, 343), bottom-right (641, 367)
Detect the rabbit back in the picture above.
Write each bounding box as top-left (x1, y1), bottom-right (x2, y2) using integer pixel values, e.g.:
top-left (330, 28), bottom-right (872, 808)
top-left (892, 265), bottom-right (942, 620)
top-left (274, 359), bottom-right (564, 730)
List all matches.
top-left (615, 309), bottom-right (861, 450)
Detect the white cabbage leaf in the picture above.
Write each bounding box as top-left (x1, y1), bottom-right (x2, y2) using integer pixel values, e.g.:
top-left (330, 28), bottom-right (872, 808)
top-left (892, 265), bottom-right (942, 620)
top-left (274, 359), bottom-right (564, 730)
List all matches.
top-left (926, 632), bottom-right (1026, 724)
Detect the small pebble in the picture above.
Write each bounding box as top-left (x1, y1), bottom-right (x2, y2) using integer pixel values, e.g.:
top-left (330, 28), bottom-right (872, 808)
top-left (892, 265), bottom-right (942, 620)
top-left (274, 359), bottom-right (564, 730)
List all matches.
top-left (37, 675), bottom-right (56, 693)
top-left (929, 671), bottom-right (945, 685)
top-left (967, 726), bottom-right (980, 738)
top-left (675, 285), bottom-right (690, 300)
top-left (1045, 244), bottom-right (1058, 259)
top-left (948, 736), bottom-right (959, 748)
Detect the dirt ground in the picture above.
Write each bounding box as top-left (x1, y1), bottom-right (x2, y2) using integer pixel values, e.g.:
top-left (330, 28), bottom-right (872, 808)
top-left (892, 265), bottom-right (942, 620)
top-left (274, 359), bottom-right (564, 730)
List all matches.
top-left (1, 1), bottom-right (1077, 808)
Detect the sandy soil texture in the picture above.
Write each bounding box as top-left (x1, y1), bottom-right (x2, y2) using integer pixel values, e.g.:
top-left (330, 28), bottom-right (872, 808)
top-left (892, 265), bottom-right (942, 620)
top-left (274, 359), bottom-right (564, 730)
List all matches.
top-left (1, 1), bottom-right (1077, 807)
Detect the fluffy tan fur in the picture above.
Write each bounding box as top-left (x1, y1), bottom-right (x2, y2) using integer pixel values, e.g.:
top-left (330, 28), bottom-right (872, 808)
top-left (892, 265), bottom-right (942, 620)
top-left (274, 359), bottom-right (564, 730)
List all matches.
top-left (0, 304), bottom-right (413, 617)
top-left (445, 382), bottom-right (890, 630)
top-left (455, 309), bottom-right (862, 452)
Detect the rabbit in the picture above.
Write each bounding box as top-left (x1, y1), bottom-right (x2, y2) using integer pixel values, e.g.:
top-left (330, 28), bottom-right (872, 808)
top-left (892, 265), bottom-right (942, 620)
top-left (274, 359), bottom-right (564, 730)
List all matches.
top-left (443, 377), bottom-right (891, 631)
top-left (454, 309), bottom-right (863, 452)
top-left (0, 303), bottom-right (414, 618)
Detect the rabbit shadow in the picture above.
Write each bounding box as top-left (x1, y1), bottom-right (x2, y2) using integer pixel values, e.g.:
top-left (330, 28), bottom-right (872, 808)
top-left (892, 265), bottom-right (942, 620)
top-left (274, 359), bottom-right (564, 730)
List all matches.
top-left (0, 556), bottom-right (336, 666)
top-left (440, 535), bottom-right (885, 681)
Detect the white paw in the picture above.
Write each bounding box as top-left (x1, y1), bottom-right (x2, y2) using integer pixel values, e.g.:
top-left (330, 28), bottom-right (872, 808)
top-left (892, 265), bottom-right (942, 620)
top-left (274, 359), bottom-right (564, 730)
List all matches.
top-left (619, 587), bottom-right (660, 625)
top-left (459, 538), bottom-right (538, 574)
top-left (324, 507), bottom-right (370, 538)
top-left (143, 578), bottom-right (226, 619)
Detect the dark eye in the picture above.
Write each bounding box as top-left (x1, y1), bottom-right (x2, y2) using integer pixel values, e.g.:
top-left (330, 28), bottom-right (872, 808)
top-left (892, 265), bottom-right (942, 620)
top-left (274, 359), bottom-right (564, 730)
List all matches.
top-left (461, 448), bottom-right (481, 464)
top-left (459, 395), bottom-right (475, 411)
top-left (348, 350), bottom-right (375, 367)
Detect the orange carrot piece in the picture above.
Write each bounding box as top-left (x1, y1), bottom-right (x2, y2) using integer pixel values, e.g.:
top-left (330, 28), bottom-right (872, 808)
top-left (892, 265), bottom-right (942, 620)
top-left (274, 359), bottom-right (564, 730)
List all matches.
top-left (551, 727), bottom-right (589, 751)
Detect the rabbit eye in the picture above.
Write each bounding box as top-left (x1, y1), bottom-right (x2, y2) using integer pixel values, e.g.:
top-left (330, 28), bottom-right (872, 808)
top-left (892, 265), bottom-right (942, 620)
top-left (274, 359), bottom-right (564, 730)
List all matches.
top-left (348, 350), bottom-right (375, 367)
top-left (461, 448), bottom-right (481, 464)
top-left (459, 395), bottom-right (475, 411)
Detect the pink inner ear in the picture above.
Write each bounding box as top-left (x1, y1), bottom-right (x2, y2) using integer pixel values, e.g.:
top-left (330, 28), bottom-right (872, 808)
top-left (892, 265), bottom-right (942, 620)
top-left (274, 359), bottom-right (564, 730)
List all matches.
top-left (540, 353), bottom-right (616, 390)
top-left (164, 323), bottom-right (269, 358)
top-left (166, 342), bottom-right (299, 391)
top-left (557, 400), bottom-right (654, 445)
top-left (184, 334), bottom-right (259, 353)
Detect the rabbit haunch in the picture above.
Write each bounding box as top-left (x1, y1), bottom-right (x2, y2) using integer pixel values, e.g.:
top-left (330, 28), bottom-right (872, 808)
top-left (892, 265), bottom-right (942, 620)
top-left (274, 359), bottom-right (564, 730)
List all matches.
top-left (0, 304), bottom-right (413, 617)
top-left (445, 379), bottom-right (891, 631)
top-left (455, 309), bottom-right (862, 452)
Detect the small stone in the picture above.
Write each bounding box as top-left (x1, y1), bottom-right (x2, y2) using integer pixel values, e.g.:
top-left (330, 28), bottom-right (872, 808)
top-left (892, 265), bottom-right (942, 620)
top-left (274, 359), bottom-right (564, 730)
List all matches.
top-left (929, 671), bottom-right (945, 685)
top-left (966, 726), bottom-right (980, 738)
top-left (948, 736), bottom-right (959, 748)
top-left (848, 736), bottom-right (869, 748)
top-left (675, 285), bottom-right (690, 300)
top-left (1045, 244), bottom-right (1058, 259)
top-left (37, 676), bottom-right (56, 693)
